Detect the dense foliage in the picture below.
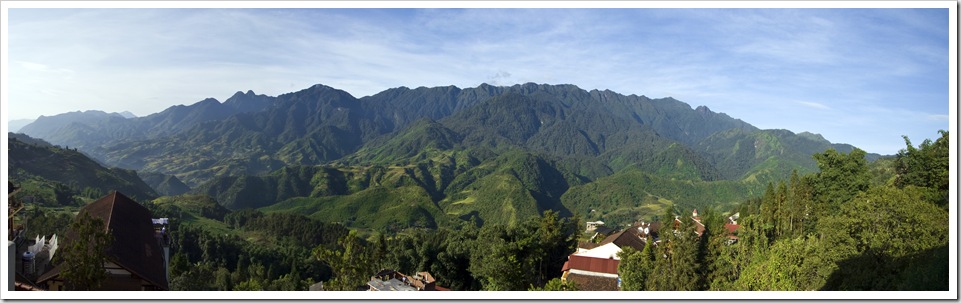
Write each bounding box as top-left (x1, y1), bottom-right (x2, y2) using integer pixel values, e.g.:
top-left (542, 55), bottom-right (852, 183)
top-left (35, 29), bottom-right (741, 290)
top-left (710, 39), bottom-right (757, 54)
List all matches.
top-left (140, 202), bottom-right (580, 291)
top-left (615, 131), bottom-right (949, 291)
top-left (159, 205), bottom-right (347, 291)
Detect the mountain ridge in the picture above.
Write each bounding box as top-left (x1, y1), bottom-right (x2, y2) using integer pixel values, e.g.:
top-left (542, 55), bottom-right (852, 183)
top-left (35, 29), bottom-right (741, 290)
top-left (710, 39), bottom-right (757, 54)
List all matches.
top-left (15, 82), bottom-right (884, 229)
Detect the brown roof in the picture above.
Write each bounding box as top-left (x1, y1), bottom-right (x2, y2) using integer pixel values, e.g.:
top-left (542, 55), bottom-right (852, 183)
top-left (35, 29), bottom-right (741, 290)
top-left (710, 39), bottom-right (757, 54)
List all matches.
top-left (38, 192), bottom-right (168, 290)
top-left (724, 223), bottom-right (740, 239)
top-left (577, 241), bottom-right (600, 250)
top-left (566, 255), bottom-right (619, 275)
top-left (594, 225), bottom-right (616, 235)
top-left (598, 226), bottom-right (646, 251)
top-left (565, 272), bottom-right (618, 291)
top-left (694, 220), bottom-right (706, 237)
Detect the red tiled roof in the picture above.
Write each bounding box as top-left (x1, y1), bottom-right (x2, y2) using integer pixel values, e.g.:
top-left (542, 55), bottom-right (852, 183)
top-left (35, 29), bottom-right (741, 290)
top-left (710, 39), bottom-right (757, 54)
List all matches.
top-left (724, 223), bottom-right (740, 239)
top-left (724, 223), bottom-right (740, 233)
top-left (566, 255), bottom-right (619, 275)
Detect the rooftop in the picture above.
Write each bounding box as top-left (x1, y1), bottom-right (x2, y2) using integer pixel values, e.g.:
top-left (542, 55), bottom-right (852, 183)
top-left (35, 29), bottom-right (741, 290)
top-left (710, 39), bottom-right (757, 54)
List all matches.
top-left (37, 191), bottom-right (168, 290)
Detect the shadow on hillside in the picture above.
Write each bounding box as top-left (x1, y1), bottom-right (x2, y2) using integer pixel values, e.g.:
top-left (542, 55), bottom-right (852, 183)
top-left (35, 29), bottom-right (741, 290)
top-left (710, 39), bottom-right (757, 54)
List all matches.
top-left (820, 244), bottom-right (948, 291)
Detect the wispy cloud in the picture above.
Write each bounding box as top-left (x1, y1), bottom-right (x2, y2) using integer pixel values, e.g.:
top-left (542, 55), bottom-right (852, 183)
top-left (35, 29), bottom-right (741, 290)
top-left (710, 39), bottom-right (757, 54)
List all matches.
top-left (797, 101), bottom-right (831, 110)
top-left (5, 7), bottom-right (949, 155)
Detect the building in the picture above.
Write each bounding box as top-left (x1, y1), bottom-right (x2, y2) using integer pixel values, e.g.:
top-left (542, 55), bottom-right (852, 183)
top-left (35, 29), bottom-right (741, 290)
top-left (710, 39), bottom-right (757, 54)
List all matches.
top-left (585, 221), bottom-right (605, 232)
top-left (8, 181), bottom-right (31, 291)
top-left (724, 212), bottom-right (741, 244)
top-left (691, 209), bottom-right (706, 237)
top-left (588, 225), bottom-right (616, 242)
top-left (635, 221), bottom-right (662, 243)
top-left (367, 269), bottom-right (449, 291)
top-left (561, 225), bottom-right (648, 290)
top-left (36, 192), bottom-right (169, 291)
top-left (21, 235), bottom-right (59, 278)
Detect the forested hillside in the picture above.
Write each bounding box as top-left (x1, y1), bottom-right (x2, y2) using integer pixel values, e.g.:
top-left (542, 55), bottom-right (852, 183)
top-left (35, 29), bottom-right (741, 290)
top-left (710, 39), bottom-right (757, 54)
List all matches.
top-left (137, 130), bottom-right (946, 291)
top-left (8, 133), bottom-right (158, 205)
top-left (616, 130), bottom-right (949, 291)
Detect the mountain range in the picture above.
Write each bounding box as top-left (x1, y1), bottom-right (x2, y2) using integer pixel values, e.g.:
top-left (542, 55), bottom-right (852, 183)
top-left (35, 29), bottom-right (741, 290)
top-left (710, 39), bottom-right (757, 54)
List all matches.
top-left (12, 83), bottom-right (880, 228)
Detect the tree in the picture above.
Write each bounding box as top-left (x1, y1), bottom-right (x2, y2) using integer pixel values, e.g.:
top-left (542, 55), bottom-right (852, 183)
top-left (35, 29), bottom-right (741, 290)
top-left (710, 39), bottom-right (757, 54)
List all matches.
top-left (469, 230), bottom-right (528, 291)
top-left (431, 222), bottom-right (480, 291)
top-left (811, 148), bottom-right (870, 214)
top-left (708, 234), bottom-right (739, 290)
top-left (894, 130), bottom-right (949, 206)
top-left (645, 206), bottom-right (700, 291)
top-left (534, 210), bottom-right (578, 286)
top-left (169, 261), bottom-right (216, 291)
top-left (617, 241), bottom-right (655, 291)
top-left (646, 204), bottom-right (678, 290)
top-left (529, 278), bottom-right (578, 291)
top-left (234, 278), bottom-right (264, 291)
top-left (817, 186), bottom-right (948, 290)
top-left (58, 212), bottom-right (113, 291)
top-left (311, 230), bottom-right (377, 291)
top-left (670, 217), bottom-right (700, 291)
top-left (215, 267), bottom-right (233, 291)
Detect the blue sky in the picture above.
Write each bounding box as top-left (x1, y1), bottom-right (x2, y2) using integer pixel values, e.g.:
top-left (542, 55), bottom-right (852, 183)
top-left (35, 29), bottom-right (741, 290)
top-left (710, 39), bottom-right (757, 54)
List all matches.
top-left (5, 7), bottom-right (951, 155)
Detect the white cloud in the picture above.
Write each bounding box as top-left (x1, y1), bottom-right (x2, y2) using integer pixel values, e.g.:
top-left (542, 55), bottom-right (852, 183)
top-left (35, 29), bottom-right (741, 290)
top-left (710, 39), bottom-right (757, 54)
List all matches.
top-left (15, 60), bottom-right (75, 78)
top-left (797, 101), bottom-right (831, 110)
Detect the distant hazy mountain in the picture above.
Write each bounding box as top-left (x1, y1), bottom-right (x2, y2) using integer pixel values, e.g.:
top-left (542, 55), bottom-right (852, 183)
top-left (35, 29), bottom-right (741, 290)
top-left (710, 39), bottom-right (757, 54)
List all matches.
top-left (118, 111), bottom-right (137, 119)
top-left (18, 91), bottom-right (275, 158)
top-left (8, 118), bottom-right (35, 133)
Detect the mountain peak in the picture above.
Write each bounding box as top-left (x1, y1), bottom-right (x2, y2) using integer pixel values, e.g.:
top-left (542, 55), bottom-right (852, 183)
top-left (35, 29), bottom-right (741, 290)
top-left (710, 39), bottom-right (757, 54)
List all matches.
top-left (118, 111), bottom-right (137, 119)
top-left (230, 90), bottom-right (258, 99)
top-left (797, 131), bottom-right (827, 142)
top-left (198, 97), bottom-right (220, 104)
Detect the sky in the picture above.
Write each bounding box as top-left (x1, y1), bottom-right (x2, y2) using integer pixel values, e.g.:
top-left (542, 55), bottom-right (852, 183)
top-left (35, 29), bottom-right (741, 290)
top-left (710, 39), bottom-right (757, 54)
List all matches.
top-left (4, 6), bottom-right (952, 155)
